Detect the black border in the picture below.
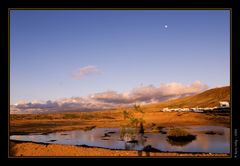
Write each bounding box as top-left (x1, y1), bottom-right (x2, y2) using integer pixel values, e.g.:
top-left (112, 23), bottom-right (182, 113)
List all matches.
top-left (1, 0), bottom-right (239, 163)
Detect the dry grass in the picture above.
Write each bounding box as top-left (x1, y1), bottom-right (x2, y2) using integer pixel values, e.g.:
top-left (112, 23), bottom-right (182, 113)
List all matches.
top-left (167, 128), bottom-right (196, 142)
top-left (10, 111), bottom-right (230, 135)
top-left (168, 128), bottom-right (192, 137)
top-left (10, 111), bottom-right (119, 121)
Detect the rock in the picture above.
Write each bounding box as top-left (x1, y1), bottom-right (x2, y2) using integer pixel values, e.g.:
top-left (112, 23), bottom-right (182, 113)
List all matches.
top-left (101, 138), bottom-right (110, 140)
top-left (143, 145), bottom-right (161, 152)
top-left (102, 133), bottom-right (111, 137)
top-left (48, 140), bottom-right (56, 142)
top-left (160, 131), bottom-right (167, 134)
top-left (127, 140), bottom-right (138, 144)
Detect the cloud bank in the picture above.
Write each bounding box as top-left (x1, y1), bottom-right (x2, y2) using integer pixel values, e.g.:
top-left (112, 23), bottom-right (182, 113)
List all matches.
top-left (91, 80), bottom-right (208, 104)
top-left (11, 80), bottom-right (208, 114)
top-left (72, 65), bottom-right (100, 80)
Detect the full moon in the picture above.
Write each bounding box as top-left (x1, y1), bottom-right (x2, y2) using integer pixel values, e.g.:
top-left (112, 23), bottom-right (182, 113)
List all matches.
top-left (164, 25), bottom-right (168, 28)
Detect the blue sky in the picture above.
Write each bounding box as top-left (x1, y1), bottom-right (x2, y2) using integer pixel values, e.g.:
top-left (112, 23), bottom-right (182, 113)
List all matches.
top-left (10, 10), bottom-right (230, 104)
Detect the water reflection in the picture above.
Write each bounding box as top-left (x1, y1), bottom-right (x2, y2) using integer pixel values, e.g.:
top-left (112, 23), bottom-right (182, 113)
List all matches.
top-left (124, 142), bottom-right (137, 150)
top-left (10, 126), bottom-right (230, 153)
top-left (167, 138), bottom-right (194, 147)
top-left (124, 134), bottom-right (147, 150)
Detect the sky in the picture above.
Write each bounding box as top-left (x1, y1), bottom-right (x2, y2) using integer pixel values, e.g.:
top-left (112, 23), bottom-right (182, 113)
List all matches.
top-left (10, 10), bottom-right (230, 105)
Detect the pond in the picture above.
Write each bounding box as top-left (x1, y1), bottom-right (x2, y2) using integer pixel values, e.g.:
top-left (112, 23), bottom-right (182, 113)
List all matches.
top-left (10, 126), bottom-right (230, 153)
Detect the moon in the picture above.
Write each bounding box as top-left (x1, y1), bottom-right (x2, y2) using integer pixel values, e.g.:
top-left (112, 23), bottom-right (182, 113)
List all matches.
top-left (164, 25), bottom-right (168, 28)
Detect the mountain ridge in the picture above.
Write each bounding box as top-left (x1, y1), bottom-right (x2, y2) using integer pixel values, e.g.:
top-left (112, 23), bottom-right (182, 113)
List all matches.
top-left (11, 86), bottom-right (230, 114)
top-left (142, 86), bottom-right (230, 111)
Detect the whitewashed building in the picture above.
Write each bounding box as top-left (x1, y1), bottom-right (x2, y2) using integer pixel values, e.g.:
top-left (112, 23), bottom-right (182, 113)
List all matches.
top-left (219, 101), bottom-right (230, 108)
top-left (162, 108), bottom-right (170, 112)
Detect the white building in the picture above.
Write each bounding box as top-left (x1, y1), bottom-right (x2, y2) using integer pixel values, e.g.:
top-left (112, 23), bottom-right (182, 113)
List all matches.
top-left (219, 101), bottom-right (230, 108)
top-left (162, 108), bottom-right (170, 112)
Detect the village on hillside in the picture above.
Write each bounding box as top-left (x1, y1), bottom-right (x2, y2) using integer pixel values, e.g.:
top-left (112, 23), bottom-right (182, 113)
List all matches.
top-left (161, 101), bottom-right (230, 113)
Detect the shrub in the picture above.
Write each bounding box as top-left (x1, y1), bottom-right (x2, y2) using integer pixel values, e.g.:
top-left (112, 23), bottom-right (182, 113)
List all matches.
top-left (120, 105), bottom-right (145, 142)
top-left (167, 128), bottom-right (196, 142)
top-left (120, 127), bottom-right (137, 141)
top-left (167, 139), bottom-right (192, 146)
top-left (151, 125), bottom-right (165, 133)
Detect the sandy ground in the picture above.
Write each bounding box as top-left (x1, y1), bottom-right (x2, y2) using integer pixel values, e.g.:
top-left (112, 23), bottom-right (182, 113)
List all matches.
top-left (9, 141), bottom-right (229, 157)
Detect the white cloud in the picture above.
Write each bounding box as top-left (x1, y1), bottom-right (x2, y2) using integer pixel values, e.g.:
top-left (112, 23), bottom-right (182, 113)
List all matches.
top-left (11, 81), bottom-right (209, 114)
top-left (124, 80), bottom-right (208, 103)
top-left (158, 80), bottom-right (208, 96)
top-left (72, 65), bottom-right (100, 80)
top-left (213, 83), bottom-right (230, 88)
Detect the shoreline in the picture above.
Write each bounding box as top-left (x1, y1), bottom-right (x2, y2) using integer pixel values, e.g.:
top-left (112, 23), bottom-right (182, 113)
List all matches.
top-left (9, 123), bottom-right (230, 136)
top-left (10, 140), bottom-right (230, 157)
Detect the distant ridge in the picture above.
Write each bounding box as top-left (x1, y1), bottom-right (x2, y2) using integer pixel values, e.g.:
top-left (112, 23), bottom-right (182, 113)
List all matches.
top-left (11, 86), bottom-right (230, 114)
top-left (143, 86), bottom-right (230, 110)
